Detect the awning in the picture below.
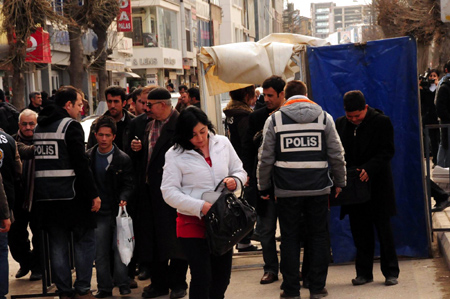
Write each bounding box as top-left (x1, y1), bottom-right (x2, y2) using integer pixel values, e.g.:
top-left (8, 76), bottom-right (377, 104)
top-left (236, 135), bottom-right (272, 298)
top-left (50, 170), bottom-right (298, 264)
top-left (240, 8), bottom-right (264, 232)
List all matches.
top-left (198, 33), bottom-right (329, 96)
top-left (112, 70), bottom-right (141, 78)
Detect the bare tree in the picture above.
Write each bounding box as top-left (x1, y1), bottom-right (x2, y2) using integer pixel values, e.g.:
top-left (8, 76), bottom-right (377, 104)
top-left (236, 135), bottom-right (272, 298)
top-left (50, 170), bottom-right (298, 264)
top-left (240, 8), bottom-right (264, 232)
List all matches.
top-left (375, 0), bottom-right (448, 73)
top-left (1, 0), bottom-right (65, 109)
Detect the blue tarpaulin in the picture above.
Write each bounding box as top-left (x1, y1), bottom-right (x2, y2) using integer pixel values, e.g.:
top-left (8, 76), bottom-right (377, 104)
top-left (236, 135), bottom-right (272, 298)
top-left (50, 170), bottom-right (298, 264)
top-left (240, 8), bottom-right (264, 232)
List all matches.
top-left (307, 36), bottom-right (428, 263)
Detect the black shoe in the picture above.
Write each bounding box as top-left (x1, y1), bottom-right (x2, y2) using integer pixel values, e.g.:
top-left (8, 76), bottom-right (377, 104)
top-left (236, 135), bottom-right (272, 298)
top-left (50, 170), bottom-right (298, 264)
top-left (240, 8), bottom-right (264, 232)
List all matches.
top-left (385, 277), bottom-right (398, 286)
top-left (432, 200), bottom-right (450, 212)
top-left (310, 288), bottom-right (328, 299)
top-left (120, 286), bottom-right (131, 295)
top-left (351, 276), bottom-right (373, 286)
top-left (129, 279), bottom-right (138, 289)
top-left (260, 272), bottom-right (278, 284)
top-left (29, 271), bottom-right (42, 281)
top-left (142, 286), bottom-right (169, 298)
top-left (138, 269), bottom-right (151, 280)
top-left (237, 244), bottom-right (262, 252)
top-left (280, 291), bottom-right (300, 299)
top-left (94, 291), bottom-right (113, 298)
top-left (170, 289), bottom-right (187, 299)
top-left (15, 268), bottom-right (30, 279)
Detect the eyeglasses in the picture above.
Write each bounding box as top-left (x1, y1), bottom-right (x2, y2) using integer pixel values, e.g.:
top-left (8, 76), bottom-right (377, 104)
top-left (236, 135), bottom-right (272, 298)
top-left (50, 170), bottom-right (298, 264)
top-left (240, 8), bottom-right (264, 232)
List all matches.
top-left (146, 101), bottom-right (165, 108)
top-left (20, 122), bottom-right (36, 127)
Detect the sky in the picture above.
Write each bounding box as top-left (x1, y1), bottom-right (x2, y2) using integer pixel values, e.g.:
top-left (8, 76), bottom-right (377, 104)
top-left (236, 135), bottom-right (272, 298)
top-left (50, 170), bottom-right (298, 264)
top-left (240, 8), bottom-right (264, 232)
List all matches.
top-left (292, 0), bottom-right (372, 18)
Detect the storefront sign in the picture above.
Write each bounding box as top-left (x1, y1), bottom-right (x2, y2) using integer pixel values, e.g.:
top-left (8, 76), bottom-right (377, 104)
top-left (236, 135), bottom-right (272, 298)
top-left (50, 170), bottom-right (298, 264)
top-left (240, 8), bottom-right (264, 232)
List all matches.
top-left (117, 0), bottom-right (133, 32)
top-left (164, 57), bottom-right (176, 66)
top-left (133, 58), bottom-right (158, 66)
top-left (26, 27), bottom-right (51, 64)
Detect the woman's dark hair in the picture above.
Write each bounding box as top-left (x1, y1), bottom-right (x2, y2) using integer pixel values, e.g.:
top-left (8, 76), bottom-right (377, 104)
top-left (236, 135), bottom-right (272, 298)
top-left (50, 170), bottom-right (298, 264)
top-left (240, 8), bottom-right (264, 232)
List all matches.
top-left (229, 85), bottom-right (255, 103)
top-left (173, 106), bottom-right (215, 151)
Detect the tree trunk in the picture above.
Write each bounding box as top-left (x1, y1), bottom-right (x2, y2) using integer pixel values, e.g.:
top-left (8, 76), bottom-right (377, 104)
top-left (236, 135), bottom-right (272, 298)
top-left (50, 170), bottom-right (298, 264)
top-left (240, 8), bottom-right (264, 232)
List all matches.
top-left (417, 42), bottom-right (430, 74)
top-left (11, 61), bottom-right (25, 110)
top-left (93, 27), bottom-right (108, 103)
top-left (67, 25), bottom-right (85, 89)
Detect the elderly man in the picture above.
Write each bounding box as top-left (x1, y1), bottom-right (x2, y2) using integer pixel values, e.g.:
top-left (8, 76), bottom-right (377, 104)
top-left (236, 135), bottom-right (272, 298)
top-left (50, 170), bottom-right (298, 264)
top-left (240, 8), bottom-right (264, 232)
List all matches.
top-left (130, 88), bottom-right (187, 299)
top-left (9, 109), bottom-right (42, 281)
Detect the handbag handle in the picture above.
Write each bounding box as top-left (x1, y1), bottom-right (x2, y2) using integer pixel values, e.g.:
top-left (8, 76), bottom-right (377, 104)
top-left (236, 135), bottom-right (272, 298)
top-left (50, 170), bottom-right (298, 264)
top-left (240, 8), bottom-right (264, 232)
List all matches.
top-left (117, 205), bottom-right (129, 217)
top-left (214, 176), bottom-right (244, 197)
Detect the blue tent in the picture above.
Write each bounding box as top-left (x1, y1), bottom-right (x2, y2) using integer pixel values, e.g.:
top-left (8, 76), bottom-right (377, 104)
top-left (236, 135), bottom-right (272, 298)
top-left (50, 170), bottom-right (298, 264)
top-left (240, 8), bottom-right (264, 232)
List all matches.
top-left (307, 36), bottom-right (428, 263)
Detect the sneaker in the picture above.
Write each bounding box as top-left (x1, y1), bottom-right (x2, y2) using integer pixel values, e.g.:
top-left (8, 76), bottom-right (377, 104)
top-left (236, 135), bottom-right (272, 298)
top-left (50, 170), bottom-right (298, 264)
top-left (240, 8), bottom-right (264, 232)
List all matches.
top-left (310, 288), bottom-right (328, 299)
top-left (351, 276), bottom-right (373, 286)
top-left (385, 277), bottom-right (398, 286)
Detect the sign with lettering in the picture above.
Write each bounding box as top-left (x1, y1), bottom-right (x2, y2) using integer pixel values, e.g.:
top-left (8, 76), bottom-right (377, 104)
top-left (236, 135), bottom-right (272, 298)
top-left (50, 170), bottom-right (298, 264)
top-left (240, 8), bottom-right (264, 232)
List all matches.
top-left (117, 0), bottom-right (133, 32)
top-left (280, 132), bottom-right (322, 152)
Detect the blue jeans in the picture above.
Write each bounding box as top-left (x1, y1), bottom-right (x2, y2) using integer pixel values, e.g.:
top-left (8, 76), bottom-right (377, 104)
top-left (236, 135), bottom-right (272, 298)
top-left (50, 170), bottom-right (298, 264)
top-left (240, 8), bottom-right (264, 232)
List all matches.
top-left (258, 199), bottom-right (279, 275)
top-left (47, 226), bottom-right (96, 296)
top-left (0, 232), bottom-right (8, 299)
top-left (278, 195), bottom-right (330, 296)
top-left (95, 214), bottom-right (128, 292)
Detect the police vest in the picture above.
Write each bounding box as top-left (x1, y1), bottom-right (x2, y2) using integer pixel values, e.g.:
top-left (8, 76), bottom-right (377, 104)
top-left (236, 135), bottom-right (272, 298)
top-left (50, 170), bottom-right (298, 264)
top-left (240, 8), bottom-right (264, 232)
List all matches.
top-left (0, 131), bottom-right (17, 208)
top-left (34, 118), bottom-right (76, 201)
top-left (272, 110), bottom-right (332, 192)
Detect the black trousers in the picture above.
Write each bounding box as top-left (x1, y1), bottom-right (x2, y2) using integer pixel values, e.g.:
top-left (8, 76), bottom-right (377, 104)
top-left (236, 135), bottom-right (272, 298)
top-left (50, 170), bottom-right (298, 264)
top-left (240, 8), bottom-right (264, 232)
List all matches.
top-left (8, 206), bottom-right (41, 272)
top-left (150, 258), bottom-right (188, 292)
top-left (278, 195), bottom-right (330, 296)
top-left (179, 238), bottom-right (233, 299)
top-left (348, 210), bottom-right (400, 280)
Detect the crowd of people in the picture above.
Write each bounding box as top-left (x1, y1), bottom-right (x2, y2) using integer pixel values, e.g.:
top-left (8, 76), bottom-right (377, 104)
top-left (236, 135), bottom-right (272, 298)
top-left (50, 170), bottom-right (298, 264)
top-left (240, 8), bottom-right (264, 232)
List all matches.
top-left (0, 70), bottom-right (409, 299)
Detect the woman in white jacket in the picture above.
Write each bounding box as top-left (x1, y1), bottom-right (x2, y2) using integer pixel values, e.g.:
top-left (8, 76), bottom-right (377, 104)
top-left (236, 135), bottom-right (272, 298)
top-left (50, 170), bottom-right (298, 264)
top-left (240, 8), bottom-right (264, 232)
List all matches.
top-left (161, 107), bottom-right (247, 299)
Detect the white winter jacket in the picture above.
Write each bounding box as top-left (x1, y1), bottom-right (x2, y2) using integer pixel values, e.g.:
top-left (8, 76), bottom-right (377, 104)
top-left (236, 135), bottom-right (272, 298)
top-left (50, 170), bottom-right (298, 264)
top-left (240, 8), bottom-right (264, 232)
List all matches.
top-left (161, 133), bottom-right (247, 219)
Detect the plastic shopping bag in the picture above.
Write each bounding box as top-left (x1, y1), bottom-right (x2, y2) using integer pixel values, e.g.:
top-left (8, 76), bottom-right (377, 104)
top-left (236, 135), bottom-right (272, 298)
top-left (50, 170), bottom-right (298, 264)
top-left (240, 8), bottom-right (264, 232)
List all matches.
top-left (116, 206), bottom-right (135, 266)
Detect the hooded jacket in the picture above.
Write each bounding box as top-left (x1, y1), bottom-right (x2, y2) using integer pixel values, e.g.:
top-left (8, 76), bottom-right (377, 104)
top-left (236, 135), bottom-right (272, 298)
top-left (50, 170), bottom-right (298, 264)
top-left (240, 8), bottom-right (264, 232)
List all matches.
top-left (257, 96), bottom-right (346, 197)
top-left (223, 99), bottom-right (253, 159)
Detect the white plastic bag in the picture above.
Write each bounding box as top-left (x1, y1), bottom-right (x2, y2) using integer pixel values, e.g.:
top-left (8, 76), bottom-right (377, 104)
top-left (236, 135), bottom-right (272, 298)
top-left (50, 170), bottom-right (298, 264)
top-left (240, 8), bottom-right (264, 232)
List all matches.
top-left (116, 206), bottom-right (135, 266)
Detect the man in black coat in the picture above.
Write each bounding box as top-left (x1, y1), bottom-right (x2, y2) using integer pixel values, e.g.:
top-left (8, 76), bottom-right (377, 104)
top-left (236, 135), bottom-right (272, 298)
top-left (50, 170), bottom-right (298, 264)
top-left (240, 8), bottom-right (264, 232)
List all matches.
top-left (435, 60), bottom-right (450, 167)
top-left (87, 86), bottom-right (135, 152)
top-left (242, 75), bottom-right (286, 284)
top-left (34, 86), bottom-right (100, 299)
top-left (130, 88), bottom-right (187, 299)
top-left (335, 90), bottom-right (399, 287)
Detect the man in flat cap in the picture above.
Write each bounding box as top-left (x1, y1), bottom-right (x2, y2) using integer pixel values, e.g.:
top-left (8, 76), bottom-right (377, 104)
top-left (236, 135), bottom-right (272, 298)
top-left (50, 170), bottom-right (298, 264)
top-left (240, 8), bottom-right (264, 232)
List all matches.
top-left (131, 88), bottom-right (188, 299)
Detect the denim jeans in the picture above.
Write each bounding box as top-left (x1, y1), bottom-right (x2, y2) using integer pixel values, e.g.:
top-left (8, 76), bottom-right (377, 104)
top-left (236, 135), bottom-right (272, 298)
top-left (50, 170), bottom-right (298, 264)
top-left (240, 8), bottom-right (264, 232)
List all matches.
top-left (47, 226), bottom-right (96, 296)
top-left (95, 214), bottom-right (129, 292)
top-left (0, 232), bottom-right (8, 299)
top-left (278, 195), bottom-right (330, 296)
top-left (258, 199), bottom-right (279, 275)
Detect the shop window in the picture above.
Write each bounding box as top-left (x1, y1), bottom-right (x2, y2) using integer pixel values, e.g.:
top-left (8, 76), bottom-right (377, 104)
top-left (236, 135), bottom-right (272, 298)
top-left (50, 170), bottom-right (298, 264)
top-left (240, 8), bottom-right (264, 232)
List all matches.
top-left (158, 8), bottom-right (179, 49)
top-left (124, 17), bottom-right (144, 46)
top-left (198, 20), bottom-right (211, 47)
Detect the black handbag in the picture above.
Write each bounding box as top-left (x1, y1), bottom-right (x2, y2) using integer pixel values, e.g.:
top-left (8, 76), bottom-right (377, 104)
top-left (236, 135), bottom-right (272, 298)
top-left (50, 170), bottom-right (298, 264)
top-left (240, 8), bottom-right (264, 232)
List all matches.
top-left (330, 167), bottom-right (371, 206)
top-left (205, 176), bottom-right (257, 256)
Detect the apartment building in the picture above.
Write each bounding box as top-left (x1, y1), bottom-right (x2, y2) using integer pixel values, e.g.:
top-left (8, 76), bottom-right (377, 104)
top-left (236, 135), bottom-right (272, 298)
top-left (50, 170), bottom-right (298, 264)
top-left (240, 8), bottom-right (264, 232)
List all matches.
top-left (283, 3), bottom-right (312, 36)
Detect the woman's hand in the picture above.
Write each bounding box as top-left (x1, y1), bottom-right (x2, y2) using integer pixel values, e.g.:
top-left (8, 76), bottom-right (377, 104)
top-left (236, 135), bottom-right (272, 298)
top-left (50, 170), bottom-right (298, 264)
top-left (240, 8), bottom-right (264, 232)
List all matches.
top-left (202, 202), bottom-right (212, 215)
top-left (223, 177), bottom-right (237, 191)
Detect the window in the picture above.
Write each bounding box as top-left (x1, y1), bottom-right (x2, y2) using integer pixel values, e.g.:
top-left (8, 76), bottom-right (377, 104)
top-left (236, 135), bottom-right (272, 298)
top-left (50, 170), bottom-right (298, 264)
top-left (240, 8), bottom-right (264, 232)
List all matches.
top-left (125, 17), bottom-right (144, 46)
top-left (334, 8), bottom-right (342, 15)
top-left (316, 15), bottom-right (328, 20)
top-left (185, 9), bottom-right (192, 52)
top-left (316, 22), bottom-right (328, 27)
top-left (316, 28), bottom-right (329, 33)
top-left (158, 8), bottom-right (179, 49)
top-left (51, 0), bottom-right (63, 15)
top-left (315, 8), bottom-right (330, 13)
top-left (198, 20), bottom-right (211, 47)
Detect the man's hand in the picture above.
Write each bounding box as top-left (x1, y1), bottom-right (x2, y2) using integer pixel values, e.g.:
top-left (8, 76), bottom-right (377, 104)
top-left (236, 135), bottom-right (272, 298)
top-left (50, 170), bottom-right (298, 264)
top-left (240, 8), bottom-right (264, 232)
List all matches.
top-left (259, 189), bottom-right (271, 200)
top-left (91, 197), bottom-right (101, 212)
top-left (131, 139), bottom-right (142, 152)
top-left (335, 187), bottom-right (342, 198)
top-left (357, 169), bottom-right (369, 182)
top-left (223, 177), bottom-right (237, 191)
top-left (202, 202), bottom-right (212, 216)
top-left (119, 200), bottom-right (127, 207)
top-left (0, 218), bottom-right (11, 233)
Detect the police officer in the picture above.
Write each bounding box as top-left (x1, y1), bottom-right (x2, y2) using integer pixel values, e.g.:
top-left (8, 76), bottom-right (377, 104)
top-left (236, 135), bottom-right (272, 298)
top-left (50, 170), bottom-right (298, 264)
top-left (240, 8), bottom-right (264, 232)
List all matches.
top-left (33, 86), bottom-right (100, 299)
top-left (257, 80), bottom-right (346, 299)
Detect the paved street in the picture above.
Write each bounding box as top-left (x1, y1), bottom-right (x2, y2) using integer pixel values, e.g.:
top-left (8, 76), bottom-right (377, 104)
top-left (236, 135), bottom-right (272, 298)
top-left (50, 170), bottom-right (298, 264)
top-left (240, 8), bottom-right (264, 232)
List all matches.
top-left (6, 241), bottom-right (450, 299)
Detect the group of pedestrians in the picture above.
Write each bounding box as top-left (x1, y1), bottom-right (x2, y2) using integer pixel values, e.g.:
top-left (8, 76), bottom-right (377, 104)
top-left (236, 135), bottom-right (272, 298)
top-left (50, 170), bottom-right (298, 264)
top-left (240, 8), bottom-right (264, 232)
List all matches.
top-left (0, 75), bottom-right (402, 299)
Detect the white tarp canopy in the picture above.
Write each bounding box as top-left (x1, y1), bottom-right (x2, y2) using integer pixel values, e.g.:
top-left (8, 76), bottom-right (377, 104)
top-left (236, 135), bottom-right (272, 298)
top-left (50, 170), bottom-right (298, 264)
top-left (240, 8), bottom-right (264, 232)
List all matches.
top-left (198, 33), bottom-right (328, 96)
